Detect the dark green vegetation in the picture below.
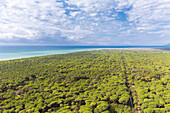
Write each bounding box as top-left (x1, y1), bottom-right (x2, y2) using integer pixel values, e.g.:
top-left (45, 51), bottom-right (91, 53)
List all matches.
top-left (159, 48), bottom-right (170, 51)
top-left (0, 50), bottom-right (170, 113)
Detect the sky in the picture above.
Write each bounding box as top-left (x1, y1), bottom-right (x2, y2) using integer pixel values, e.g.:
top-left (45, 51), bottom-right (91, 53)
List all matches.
top-left (0, 0), bottom-right (170, 46)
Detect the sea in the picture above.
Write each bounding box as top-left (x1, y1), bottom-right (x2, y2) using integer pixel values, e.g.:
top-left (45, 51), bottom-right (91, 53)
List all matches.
top-left (0, 46), bottom-right (168, 61)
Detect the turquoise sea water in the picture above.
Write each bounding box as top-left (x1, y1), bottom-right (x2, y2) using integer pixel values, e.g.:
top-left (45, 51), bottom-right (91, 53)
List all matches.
top-left (0, 46), bottom-right (168, 60)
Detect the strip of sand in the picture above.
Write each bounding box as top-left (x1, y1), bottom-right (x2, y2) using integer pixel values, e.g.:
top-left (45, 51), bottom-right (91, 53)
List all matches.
top-left (104, 48), bottom-right (170, 51)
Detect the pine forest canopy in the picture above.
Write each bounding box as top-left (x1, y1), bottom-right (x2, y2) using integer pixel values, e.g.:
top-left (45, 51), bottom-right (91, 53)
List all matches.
top-left (0, 50), bottom-right (170, 113)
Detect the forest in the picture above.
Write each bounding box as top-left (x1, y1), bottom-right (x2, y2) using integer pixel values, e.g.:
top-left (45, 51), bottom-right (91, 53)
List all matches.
top-left (0, 50), bottom-right (170, 113)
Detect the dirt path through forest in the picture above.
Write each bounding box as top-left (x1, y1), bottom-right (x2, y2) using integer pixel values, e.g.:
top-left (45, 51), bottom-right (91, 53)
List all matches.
top-left (121, 52), bottom-right (135, 113)
top-left (131, 84), bottom-right (141, 113)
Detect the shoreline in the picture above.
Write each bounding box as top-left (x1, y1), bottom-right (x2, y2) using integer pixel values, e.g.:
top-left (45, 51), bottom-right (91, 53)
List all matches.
top-left (0, 48), bottom-right (104, 62)
top-left (0, 48), bottom-right (169, 62)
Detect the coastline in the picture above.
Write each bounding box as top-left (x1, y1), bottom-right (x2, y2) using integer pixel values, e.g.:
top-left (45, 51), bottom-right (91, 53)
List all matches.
top-left (0, 48), bottom-right (169, 62)
top-left (0, 48), bottom-right (104, 62)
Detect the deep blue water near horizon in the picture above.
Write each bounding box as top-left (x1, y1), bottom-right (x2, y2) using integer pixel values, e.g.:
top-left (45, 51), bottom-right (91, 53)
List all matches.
top-left (0, 46), bottom-right (169, 60)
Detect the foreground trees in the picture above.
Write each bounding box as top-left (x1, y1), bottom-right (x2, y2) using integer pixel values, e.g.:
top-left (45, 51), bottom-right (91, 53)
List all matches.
top-left (0, 50), bottom-right (170, 113)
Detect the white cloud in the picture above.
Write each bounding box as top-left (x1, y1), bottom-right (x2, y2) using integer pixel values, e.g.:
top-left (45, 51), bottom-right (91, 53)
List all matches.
top-left (0, 0), bottom-right (170, 45)
top-left (69, 11), bottom-right (81, 18)
top-left (89, 13), bottom-right (97, 17)
top-left (0, 0), bottom-right (122, 41)
top-left (60, 26), bottom-right (94, 40)
top-left (0, 0), bottom-right (66, 40)
top-left (127, 0), bottom-right (170, 36)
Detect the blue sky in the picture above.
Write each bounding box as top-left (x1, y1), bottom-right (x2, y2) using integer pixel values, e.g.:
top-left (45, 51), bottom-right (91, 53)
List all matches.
top-left (0, 0), bottom-right (170, 46)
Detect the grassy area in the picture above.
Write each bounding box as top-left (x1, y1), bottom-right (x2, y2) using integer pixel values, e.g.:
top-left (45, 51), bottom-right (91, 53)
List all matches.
top-left (0, 50), bottom-right (170, 113)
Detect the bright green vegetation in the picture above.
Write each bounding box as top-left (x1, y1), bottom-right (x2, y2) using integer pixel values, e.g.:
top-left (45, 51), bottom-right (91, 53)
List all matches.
top-left (124, 51), bottom-right (170, 113)
top-left (0, 50), bottom-right (170, 113)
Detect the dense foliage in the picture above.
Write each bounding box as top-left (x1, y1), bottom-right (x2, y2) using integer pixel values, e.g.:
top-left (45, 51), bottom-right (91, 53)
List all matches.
top-left (0, 50), bottom-right (169, 113)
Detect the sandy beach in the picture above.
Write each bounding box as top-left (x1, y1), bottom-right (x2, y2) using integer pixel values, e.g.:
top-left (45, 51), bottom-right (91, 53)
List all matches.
top-left (103, 48), bottom-right (166, 51)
